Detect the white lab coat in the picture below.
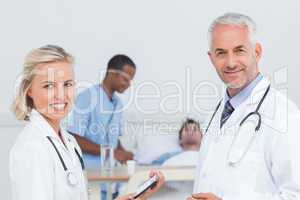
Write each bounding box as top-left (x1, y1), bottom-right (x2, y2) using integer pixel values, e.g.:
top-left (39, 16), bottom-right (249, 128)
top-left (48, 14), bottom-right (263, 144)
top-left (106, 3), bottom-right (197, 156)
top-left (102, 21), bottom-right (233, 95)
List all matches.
top-left (193, 77), bottom-right (300, 199)
top-left (9, 110), bottom-right (88, 200)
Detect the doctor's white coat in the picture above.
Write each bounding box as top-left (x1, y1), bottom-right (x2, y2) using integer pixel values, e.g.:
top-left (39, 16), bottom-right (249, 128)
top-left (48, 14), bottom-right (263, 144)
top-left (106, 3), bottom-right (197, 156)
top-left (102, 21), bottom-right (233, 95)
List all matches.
top-left (9, 110), bottom-right (88, 200)
top-left (193, 78), bottom-right (300, 199)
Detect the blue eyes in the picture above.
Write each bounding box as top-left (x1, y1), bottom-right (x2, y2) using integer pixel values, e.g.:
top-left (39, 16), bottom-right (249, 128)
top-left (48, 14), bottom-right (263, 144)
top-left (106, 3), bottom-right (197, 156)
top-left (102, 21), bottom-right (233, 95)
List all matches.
top-left (43, 82), bottom-right (73, 89)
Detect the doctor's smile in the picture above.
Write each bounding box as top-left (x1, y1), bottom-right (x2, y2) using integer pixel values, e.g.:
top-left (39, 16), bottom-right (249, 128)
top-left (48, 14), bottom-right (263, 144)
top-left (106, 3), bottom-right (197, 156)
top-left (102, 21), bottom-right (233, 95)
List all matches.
top-left (223, 68), bottom-right (245, 78)
top-left (49, 102), bottom-right (68, 111)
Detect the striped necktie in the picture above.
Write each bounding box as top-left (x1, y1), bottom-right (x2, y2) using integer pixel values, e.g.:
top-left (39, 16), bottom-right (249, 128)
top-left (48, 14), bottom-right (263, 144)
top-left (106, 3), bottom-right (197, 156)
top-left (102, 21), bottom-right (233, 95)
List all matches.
top-left (220, 100), bottom-right (234, 128)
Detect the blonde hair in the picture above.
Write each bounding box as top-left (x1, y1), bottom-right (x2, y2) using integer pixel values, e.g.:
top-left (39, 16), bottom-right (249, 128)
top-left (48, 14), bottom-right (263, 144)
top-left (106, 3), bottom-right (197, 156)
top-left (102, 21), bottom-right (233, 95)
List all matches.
top-left (11, 45), bottom-right (74, 121)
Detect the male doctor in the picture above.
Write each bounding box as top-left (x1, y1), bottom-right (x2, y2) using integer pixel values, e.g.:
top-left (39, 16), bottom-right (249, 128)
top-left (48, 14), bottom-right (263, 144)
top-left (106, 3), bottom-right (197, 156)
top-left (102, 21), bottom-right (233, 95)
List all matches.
top-left (188, 13), bottom-right (300, 200)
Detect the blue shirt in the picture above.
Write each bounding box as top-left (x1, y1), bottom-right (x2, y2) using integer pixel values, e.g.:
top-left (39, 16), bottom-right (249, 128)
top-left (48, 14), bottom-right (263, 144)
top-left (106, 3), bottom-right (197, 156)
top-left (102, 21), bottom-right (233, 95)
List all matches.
top-left (225, 73), bottom-right (263, 109)
top-left (66, 84), bottom-right (123, 168)
top-left (151, 151), bottom-right (182, 165)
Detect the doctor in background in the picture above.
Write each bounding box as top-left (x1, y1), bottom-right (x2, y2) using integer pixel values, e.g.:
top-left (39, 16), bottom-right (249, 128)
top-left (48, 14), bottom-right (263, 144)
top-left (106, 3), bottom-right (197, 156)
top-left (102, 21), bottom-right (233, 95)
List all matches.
top-left (188, 13), bottom-right (300, 200)
top-left (9, 44), bottom-right (164, 200)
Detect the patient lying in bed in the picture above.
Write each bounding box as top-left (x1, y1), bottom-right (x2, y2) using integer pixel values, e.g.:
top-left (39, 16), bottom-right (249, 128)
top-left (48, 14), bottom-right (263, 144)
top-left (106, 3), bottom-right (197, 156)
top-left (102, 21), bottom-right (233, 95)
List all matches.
top-left (148, 119), bottom-right (202, 199)
top-left (151, 118), bottom-right (202, 166)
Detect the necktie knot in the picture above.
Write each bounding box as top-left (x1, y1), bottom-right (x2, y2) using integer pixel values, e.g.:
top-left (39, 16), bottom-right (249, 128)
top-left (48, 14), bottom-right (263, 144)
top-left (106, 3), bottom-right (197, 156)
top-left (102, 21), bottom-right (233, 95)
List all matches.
top-left (220, 100), bottom-right (234, 128)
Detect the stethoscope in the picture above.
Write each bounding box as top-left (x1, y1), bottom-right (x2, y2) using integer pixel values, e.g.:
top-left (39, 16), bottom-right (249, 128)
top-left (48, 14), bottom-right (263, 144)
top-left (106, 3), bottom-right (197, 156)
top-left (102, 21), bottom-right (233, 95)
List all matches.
top-left (205, 84), bottom-right (271, 166)
top-left (46, 136), bottom-right (85, 186)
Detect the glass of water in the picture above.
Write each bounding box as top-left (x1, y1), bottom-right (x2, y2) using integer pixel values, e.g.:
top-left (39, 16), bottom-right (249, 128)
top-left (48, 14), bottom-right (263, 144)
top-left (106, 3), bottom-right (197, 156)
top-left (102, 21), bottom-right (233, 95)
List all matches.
top-left (100, 144), bottom-right (115, 173)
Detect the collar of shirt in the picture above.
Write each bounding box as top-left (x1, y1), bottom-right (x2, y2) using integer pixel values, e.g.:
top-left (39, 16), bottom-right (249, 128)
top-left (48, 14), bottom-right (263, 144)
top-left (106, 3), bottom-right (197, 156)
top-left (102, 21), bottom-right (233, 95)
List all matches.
top-left (225, 73), bottom-right (263, 109)
top-left (98, 84), bottom-right (118, 106)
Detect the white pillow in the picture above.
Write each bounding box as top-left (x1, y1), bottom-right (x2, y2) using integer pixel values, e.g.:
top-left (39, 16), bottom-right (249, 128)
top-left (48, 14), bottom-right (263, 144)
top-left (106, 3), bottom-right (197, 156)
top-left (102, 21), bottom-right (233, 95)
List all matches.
top-left (134, 131), bottom-right (181, 164)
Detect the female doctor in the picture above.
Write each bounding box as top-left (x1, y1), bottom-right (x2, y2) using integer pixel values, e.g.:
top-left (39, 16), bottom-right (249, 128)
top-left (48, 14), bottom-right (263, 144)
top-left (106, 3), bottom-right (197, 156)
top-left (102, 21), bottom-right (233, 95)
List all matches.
top-left (9, 45), bottom-right (164, 200)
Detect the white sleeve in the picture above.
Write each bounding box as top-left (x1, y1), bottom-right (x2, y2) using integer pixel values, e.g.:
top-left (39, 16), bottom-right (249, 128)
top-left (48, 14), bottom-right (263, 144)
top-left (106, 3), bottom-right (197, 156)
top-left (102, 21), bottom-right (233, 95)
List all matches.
top-left (266, 113), bottom-right (300, 200)
top-left (10, 140), bottom-right (54, 200)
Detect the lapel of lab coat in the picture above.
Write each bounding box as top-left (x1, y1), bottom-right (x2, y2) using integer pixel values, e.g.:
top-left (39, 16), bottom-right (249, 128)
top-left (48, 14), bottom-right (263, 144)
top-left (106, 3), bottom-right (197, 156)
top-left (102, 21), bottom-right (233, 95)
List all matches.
top-left (194, 77), bottom-right (272, 194)
top-left (198, 77), bottom-right (271, 171)
top-left (221, 77), bottom-right (271, 131)
top-left (30, 110), bottom-right (76, 165)
top-left (222, 78), bottom-right (271, 162)
top-left (30, 109), bottom-right (62, 139)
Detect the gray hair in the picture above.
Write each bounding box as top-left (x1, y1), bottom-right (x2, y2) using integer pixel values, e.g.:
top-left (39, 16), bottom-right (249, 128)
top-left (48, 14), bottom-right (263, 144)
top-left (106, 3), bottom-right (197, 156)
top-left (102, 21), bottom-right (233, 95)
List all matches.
top-left (208, 12), bottom-right (258, 49)
top-left (11, 45), bottom-right (74, 121)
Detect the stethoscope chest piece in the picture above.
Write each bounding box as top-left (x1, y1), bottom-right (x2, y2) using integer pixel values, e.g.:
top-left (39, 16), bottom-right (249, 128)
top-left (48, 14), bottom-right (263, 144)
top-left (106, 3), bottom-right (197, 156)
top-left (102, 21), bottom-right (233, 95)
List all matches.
top-left (67, 171), bottom-right (78, 186)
